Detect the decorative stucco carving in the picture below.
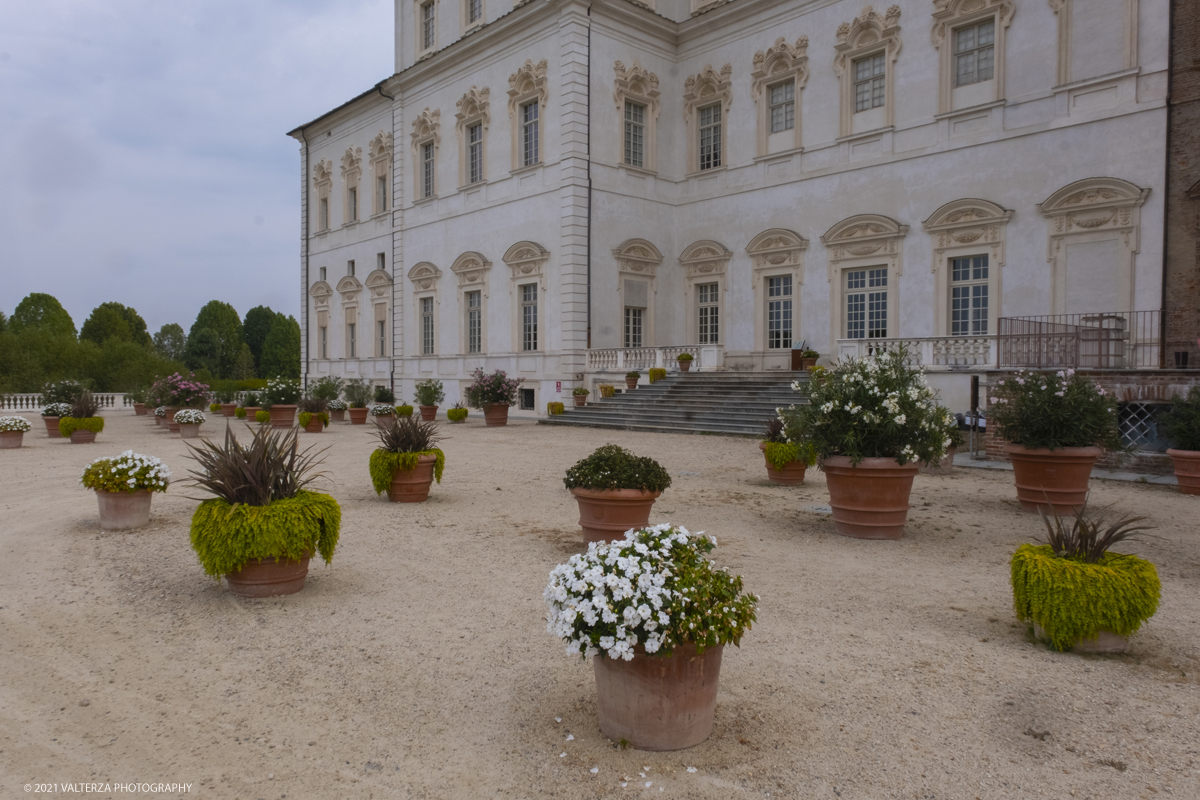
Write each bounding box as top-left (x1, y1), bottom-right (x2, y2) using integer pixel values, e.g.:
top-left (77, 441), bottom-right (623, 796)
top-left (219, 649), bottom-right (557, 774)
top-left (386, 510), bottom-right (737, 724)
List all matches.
top-left (340, 147), bottom-right (362, 179)
top-left (833, 6), bottom-right (902, 137)
top-left (407, 261), bottom-right (442, 291)
top-left (683, 64), bottom-right (733, 173)
top-left (368, 132), bottom-right (393, 215)
top-left (613, 239), bottom-right (664, 276)
top-left (679, 240), bottom-right (733, 278)
top-left (369, 132), bottom-right (393, 163)
top-left (613, 61), bottom-right (661, 171)
top-left (455, 86), bottom-right (491, 129)
top-left (503, 241), bottom-right (550, 280)
top-left (751, 38), bottom-right (809, 156)
top-left (923, 198), bottom-right (1013, 265)
top-left (410, 108), bottom-right (441, 152)
top-left (450, 251), bottom-right (493, 288)
top-left (746, 229), bottom-right (809, 274)
top-left (821, 213), bottom-right (908, 277)
top-left (335, 275), bottom-right (363, 303)
top-left (364, 268), bottom-right (393, 302)
top-left (313, 159), bottom-right (333, 186)
top-left (309, 280), bottom-right (333, 310)
top-left (507, 59), bottom-right (548, 117)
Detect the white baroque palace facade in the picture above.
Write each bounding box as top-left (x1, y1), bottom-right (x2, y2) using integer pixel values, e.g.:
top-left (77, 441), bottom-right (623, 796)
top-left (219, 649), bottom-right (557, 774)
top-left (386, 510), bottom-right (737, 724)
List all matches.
top-left (290, 0), bottom-right (1168, 412)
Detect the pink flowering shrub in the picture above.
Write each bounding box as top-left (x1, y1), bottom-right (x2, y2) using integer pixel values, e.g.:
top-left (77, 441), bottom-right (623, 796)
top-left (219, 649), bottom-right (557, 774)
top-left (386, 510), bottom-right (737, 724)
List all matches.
top-left (463, 368), bottom-right (523, 409)
top-left (148, 373), bottom-right (211, 408)
top-left (988, 368), bottom-right (1124, 452)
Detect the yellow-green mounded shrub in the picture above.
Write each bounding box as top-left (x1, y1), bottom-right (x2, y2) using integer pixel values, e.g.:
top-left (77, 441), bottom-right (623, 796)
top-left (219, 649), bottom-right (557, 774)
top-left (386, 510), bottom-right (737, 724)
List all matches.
top-left (235, 407), bottom-right (246, 419)
top-left (547, 401), bottom-right (565, 415)
top-left (648, 368), bottom-right (667, 383)
top-left (599, 384), bottom-right (616, 398)
top-left (210, 403), bottom-right (222, 412)
top-left (764, 440), bottom-right (818, 470)
top-left (255, 410), bottom-right (270, 423)
top-left (1010, 544), bottom-right (1161, 651)
top-left (298, 411), bottom-right (330, 428)
top-left (59, 417), bottom-right (105, 437)
top-left (368, 448), bottom-right (445, 494)
top-left (189, 490), bottom-right (341, 577)
top-left (446, 407), bottom-right (468, 422)
top-left (396, 405), bottom-right (414, 417)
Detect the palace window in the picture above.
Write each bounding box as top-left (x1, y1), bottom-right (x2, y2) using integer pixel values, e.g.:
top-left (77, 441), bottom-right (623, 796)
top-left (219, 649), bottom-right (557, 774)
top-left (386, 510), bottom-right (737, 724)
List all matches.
top-left (319, 198), bottom-right (329, 231)
top-left (347, 186), bottom-right (357, 222)
top-left (347, 322), bottom-right (357, 358)
top-left (954, 19), bottom-right (995, 87)
top-left (845, 268), bottom-right (888, 339)
top-left (319, 267), bottom-right (326, 282)
top-left (420, 1), bottom-right (435, 51)
top-left (319, 326), bottom-right (327, 359)
top-left (624, 307), bottom-right (643, 348)
top-left (766, 275), bottom-right (792, 349)
top-left (853, 54), bottom-right (885, 112)
top-left (466, 290), bottom-right (482, 354)
top-left (468, 0), bottom-right (482, 24)
top-left (769, 83), bottom-right (795, 133)
top-left (421, 296), bottom-right (435, 355)
top-left (950, 255), bottom-right (989, 336)
top-left (376, 175), bottom-right (387, 212)
top-left (521, 101), bottom-right (539, 167)
top-left (624, 100), bottom-right (645, 168)
top-left (421, 141), bottom-right (435, 198)
top-left (521, 283), bottom-right (538, 351)
top-left (697, 282), bottom-right (719, 344)
top-left (468, 122), bottom-right (483, 184)
top-left (698, 104), bottom-right (721, 171)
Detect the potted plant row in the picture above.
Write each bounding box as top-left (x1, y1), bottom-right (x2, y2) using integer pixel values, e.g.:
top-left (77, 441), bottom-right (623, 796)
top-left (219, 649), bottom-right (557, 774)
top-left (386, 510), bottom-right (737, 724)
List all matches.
top-left (759, 417), bottom-right (817, 485)
top-left (80, 450), bottom-right (171, 530)
top-left (1161, 386), bottom-right (1200, 495)
top-left (298, 393), bottom-right (329, 433)
top-left (780, 347), bottom-right (956, 539)
top-left (59, 391), bottom-right (105, 444)
top-left (545, 524), bottom-right (757, 750)
top-left (175, 408), bottom-right (206, 439)
top-left (187, 425), bottom-right (341, 597)
top-left (369, 414), bottom-right (445, 503)
top-left (465, 368), bottom-right (523, 427)
top-left (415, 379), bottom-right (445, 421)
top-left (564, 445), bottom-right (672, 545)
top-left (0, 415), bottom-right (32, 449)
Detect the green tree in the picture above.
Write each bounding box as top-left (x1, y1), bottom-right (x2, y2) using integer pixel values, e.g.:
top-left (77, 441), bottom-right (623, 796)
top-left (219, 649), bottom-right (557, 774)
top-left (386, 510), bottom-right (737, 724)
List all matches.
top-left (187, 301), bottom-right (242, 377)
top-left (242, 305), bottom-right (277, 371)
top-left (184, 327), bottom-right (223, 375)
top-left (259, 315), bottom-right (301, 379)
top-left (10, 293), bottom-right (76, 338)
top-left (153, 323), bottom-right (188, 361)
top-left (0, 309), bottom-right (8, 334)
top-left (98, 302), bottom-right (151, 347)
top-left (80, 304), bottom-right (134, 345)
top-left (232, 343), bottom-right (257, 380)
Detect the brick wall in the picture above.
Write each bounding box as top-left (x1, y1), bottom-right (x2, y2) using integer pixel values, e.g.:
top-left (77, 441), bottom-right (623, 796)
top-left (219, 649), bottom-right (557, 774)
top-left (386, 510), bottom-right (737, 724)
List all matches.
top-left (1165, 0), bottom-right (1200, 367)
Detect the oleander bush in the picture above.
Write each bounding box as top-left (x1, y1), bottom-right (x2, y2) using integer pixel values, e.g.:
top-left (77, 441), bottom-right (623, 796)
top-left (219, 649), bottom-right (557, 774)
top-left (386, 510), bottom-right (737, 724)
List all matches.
top-left (241, 391), bottom-right (261, 408)
top-left (263, 377), bottom-right (301, 407)
top-left (415, 379), bottom-right (445, 407)
top-left (43, 379), bottom-right (86, 405)
top-left (309, 375), bottom-right (344, 403)
top-left (1160, 386), bottom-right (1200, 452)
top-left (80, 451), bottom-right (170, 493)
top-left (464, 368), bottom-right (523, 409)
top-left (373, 385), bottom-right (396, 405)
top-left (989, 368), bottom-right (1124, 452)
top-left (369, 414), bottom-right (445, 494)
top-left (563, 444), bottom-right (672, 493)
top-left (343, 379), bottom-right (372, 409)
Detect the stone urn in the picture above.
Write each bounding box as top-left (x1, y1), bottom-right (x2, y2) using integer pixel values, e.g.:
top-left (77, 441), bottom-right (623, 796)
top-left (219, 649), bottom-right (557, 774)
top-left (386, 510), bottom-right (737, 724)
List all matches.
top-left (483, 404), bottom-right (510, 427)
top-left (758, 442), bottom-right (807, 485)
top-left (385, 454), bottom-right (437, 503)
top-left (1166, 449), bottom-right (1200, 496)
top-left (569, 487), bottom-right (661, 545)
top-left (419, 405), bottom-right (438, 422)
top-left (821, 456), bottom-right (920, 539)
top-left (1004, 444), bottom-right (1102, 514)
top-left (96, 489), bottom-right (153, 530)
top-left (225, 555), bottom-right (311, 598)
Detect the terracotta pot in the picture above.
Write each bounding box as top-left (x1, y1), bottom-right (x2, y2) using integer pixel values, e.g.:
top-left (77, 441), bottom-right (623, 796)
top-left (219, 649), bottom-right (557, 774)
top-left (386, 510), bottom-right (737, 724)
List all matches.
top-left (821, 456), bottom-right (919, 539)
top-left (43, 416), bottom-right (60, 437)
top-left (678, 359), bottom-right (692, 372)
top-left (154, 414), bottom-right (164, 427)
top-left (304, 416), bottom-right (324, 433)
top-left (69, 429), bottom-right (97, 444)
top-left (1166, 449), bottom-right (1200, 496)
top-left (330, 409), bottom-right (346, 422)
top-left (373, 413), bottom-right (394, 428)
top-left (0, 431), bottom-right (24, 449)
top-left (385, 454), bottom-right (437, 503)
top-left (1004, 444), bottom-right (1101, 514)
top-left (348, 407), bottom-right (369, 425)
top-left (574, 394), bottom-right (587, 407)
top-left (484, 404), bottom-right (510, 427)
top-left (799, 357), bottom-right (818, 370)
top-left (243, 407), bottom-right (263, 425)
top-left (1032, 623), bottom-right (1129, 654)
top-left (178, 423), bottom-right (201, 439)
top-left (758, 442), bottom-right (807, 485)
top-left (625, 377), bottom-right (639, 390)
top-left (165, 407), bottom-right (181, 432)
top-left (593, 642), bottom-right (723, 751)
top-left (919, 445), bottom-right (957, 475)
top-left (269, 404), bottom-right (298, 429)
top-left (96, 489), bottom-right (152, 530)
top-left (419, 405), bottom-right (438, 422)
top-left (224, 555), bottom-right (311, 598)
top-left (570, 487), bottom-right (661, 545)
top-left (133, 403), bottom-right (147, 416)
top-left (220, 403), bottom-right (237, 417)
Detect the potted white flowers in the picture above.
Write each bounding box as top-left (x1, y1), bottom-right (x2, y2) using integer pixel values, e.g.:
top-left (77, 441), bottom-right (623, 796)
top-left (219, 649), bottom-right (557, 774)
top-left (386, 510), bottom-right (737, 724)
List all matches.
top-left (0, 416), bottom-right (33, 449)
top-left (327, 399), bottom-right (348, 422)
top-left (545, 525), bottom-right (757, 750)
top-left (80, 451), bottom-right (171, 530)
top-left (42, 402), bottom-right (73, 437)
top-left (174, 408), bottom-right (206, 439)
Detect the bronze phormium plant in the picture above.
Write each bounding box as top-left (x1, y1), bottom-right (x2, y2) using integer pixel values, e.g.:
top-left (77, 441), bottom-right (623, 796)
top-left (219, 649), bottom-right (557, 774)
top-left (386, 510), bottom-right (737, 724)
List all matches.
top-left (373, 412), bottom-right (441, 454)
top-left (71, 390), bottom-right (101, 418)
top-left (1038, 503), bottom-right (1154, 564)
top-left (186, 424), bottom-right (328, 506)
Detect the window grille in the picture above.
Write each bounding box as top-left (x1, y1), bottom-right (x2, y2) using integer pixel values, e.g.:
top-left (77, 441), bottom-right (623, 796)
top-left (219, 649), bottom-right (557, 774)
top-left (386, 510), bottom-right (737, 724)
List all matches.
top-left (1118, 403), bottom-right (1171, 453)
top-left (421, 297), bottom-right (434, 355)
top-left (466, 291), bottom-right (481, 354)
top-left (377, 321), bottom-right (386, 357)
top-left (624, 307), bottom-right (643, 348)
top-left (421, 1), bottom-right (435, 50)
top-left (468, 0), bottom-right (481, 23)
top-left (520, 388), bottom-right (535, 410)
top-left (950, 255), bottom-right (989, 336)
top-left (422, 141), bottom-right (435, 198)
top-left (698, 104), bottom-right (721, 170)
top-left (846, 268), bottom-right (887, 338)
top-left (954, 19), bottom-right (995, 86)
top-left (769, 82), bottom-right (795, 133)
top-left (767, 275), bottom-right (792, 349)
top-left (853, 54), bottom-right (885, 112)
top-left (348, 323), bottom-right (356, 358)
top-left (468, 122), bottom-right (483, 184)
top-left (697, 282), bottom-right (719, 344)
top-left (521, 283), bottom-right (538, 351)
top-left (624, 101), bottom-right (645, 168)
top-left (522, 101), bottom-right (539, 167)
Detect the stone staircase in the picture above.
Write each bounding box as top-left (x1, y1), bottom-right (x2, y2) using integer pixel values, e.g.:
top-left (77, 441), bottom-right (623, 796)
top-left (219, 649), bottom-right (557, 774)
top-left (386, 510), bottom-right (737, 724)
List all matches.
top-left (538, 372), bottom-right (809, 436)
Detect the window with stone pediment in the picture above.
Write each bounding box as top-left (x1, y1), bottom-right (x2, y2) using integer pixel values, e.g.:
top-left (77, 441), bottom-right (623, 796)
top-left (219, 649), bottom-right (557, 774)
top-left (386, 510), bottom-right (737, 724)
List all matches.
top-left (408, 262), bottom-right (442, 356)
top-left (336, 275), bottom-right (364, 359)
top-left (451, 251), bottom-right (492, 355)
top-left (752, 38), bottom-right (808, 157)
top-left (613, 61), bottom-right (660, 172)
top-left (341, 147), bottom-right (362, 225)
top-left (931, 0), bottom-right (1014, 115)
top-left (503, 242), bottom-right (549, 352)
top-left (747, 228), bottom-right (808, 352)
top-left (679, 240), bottom-right (733, 345)
top-left (313, 159), bottom-right (333, 233)
top-left (363, 269), bottom-right (393, 358)
top-left (821, 214), bottom-right (908, 343)
top-left (455, 87), bottom-right (490, 188)
top-left (507, 60), bottom-right (547, 172)
top-left (410, 108), bottom-right (441, 201)
top-left (308, 279), bottom-right (333, 359)
top-left (613, 239), bottom-right (663, 349)
top-left (833, 5), bottom-right (902, 138)
top-left (922, 198), bottom-right (1013, 337)
top-left (683, 64), bottom-right (732, 175)
top-left (369, 132), bottom-right (393, 215)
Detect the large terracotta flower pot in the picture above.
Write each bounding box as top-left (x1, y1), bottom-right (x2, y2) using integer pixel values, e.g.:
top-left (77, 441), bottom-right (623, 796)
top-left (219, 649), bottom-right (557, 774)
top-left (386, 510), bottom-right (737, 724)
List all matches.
top-left (304, 416), bottom-right (324, 433)
top-left (758, 442), bottom-right (807, 485)
top-left (1166, 449), bottom-right (1200, 496)
top-left (0, 431), bottom-right (24, 449)
top-left (573, 395), bottom-right (587, 407)
top-left (165, 407), bottom-right (181, 432)
top-left (799, 357), bottom-right (818, 370)
top-left (43, 416), bottom-right (60, 437)
top-left (483, 404), bottom-right (510, 427)
top-left (1004, 444), bottom-right (1101, 514)
top-left (419, 405), bottom-right (438, 422)
top-left (348, 407), bottom-right (368, 425)
top-left (373, 413), bottom-right (394, 428)
top-left (678, 360), bottom-right (692, 372)
top-left (70, 430), bottom-right (97, 444)
top-left (96, 489), bottom-right (152, 530)
top-left (385, 454), bottom-right (437, 503)
top-left (133, 403), bottom-right (147, 416)
top-left (625, 377), bottom-right (639, 390)
top-left (330, 409), bottom-right (346, 422)
top-left (593, 642), bottom-right (723, 751)
top-left (269, 404), bottom-right (298, 429)
top-left (224, 555), bottom-right (311, 598)
top-left (220, 403), bottom-right (237, 417)
top-left (821, 456), bottom-right (919, 539)
top-left (570, 487), bottom-right (661, 545)
top-left (243, 406), bottom-right (263, 425)
top-left (919, 445), bottom-right (957, 475)
top-left (178, 423), bottom-right (201, 440)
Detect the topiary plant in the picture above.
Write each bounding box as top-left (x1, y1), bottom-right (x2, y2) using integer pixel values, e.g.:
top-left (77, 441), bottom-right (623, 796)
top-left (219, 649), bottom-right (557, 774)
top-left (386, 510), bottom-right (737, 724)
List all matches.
top-left (255, 410), bottom-right (270, 424)
top-left (210, 403), bottom-right (222, 412)
top-left (368, 414), bottom-right (445, 494)
top-left (563, 444), bottom-right (672, 493)
top-left (396, 405), bottom-right (414, 417)
top-left (546, 401), bottom-right (565, 415)
top-left (648, 368), bottom-right (667, 383)
top-left (235, 407), bottom-right (247, 419)
top-left (59, 416), bottom-right (105, 437)
top-left (446, 403), bottom-right (468, 422)
top-left (676, 353), bottom-right (694, 362)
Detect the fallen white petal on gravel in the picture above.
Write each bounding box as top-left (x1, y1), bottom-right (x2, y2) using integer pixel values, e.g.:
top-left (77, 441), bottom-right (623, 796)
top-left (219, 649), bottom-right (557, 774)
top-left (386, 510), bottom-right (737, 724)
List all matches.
top-left (559, 752), bottom-right (566, 758)
top-left (686, 767), bottom-right (697, 773)
top-left (589, 767), bottom-right (598, 774)
top-left (566, 734), bottom-right (574, 741)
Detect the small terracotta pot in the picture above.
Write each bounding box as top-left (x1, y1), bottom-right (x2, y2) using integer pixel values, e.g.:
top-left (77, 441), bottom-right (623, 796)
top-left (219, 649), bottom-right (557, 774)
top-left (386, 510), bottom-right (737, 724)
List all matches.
top-left (1166, 448), bottom-right (1200, 496)
top-left (484, 404), bottom-right (510, 427)
top-left (220, 403), bottom-right (237, 417)
top-left (133, 403), bottom-right (147, 416)
top-left (625, 377), bottom-right (639, 390)
top-left (224, 555), bottom-right (311, 598)
top-left (821, 456), bottom-right (919, 539)
top-left (758, 442), bottom-right (807, 485)
top-left (570, 487), bottom-right (661, 545)
top-left (96, 489), bottom-right (152, 530)
top-left (269, 404), bottom-right (298, 429)
top-left (0, 431), bottom-right (24, 449)
top-left (799, 357), bottom-right (818, 370)
top-left (677, 359), bottom-right (692, 372)
top-left (385, 454), bottom-right (437, 503)
top-left (330, 409), bottom-right (346, 422)
top-left (178, 423), bottom-right (201, 440)
top-left (165, 407), bottom-right (181, 432)
top-left (43, 416), bottom-right (60, 437)
top-left (70, 429), bottom-right (97, 444)
top-left (348, 407), bottom-right (369, 425)
top-left (919, 445), bottom-right (957, 475)
top-left (593, 642), bottom-right (723, 751)
top-left (574, 395), bottom-right (587, 407)
top-left (1004, 444), bottom-right (1101, 514)
top-left (419, 405), bottom-right (438, 422)
top-left (243, 407), bottom-right (263, 425)
top-left (304, 416), bottom-right (324, 433)
top-left (373, 413), bottom-right (394, 428)
top-left (1032, 623), bottom-right (1129, 653)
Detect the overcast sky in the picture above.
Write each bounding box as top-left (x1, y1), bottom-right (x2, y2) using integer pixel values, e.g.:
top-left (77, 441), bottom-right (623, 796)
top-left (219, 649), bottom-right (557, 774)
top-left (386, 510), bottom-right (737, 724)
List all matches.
top-left (0, 0), bottom-right (392, 334)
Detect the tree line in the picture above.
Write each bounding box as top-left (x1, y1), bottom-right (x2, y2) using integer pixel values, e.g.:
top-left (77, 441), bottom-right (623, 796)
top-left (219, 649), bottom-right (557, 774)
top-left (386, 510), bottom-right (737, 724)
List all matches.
top-left (0, 293), bottom-right (301, 393)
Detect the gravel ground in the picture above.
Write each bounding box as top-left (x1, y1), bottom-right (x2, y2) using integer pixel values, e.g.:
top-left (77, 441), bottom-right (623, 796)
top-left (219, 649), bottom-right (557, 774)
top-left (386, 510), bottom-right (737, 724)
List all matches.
top-left (0, 411), bottom-right (1197, 800)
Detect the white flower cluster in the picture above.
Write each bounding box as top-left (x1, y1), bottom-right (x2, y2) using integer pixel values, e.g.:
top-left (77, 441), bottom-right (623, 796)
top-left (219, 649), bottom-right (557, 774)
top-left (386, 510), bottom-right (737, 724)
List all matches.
top-left (42, 402), bottom-right (73, 417)
top-left (545, 524), bottom-right (693, 661)
top-left (327, 399), bottom-right (348, 411)
top-left (80, 450), bottom-right (171, 491)
top-left (0, 415), bottom-right (33, 432)
top-left (370, 404), bottom-right (395, 416)
top-left (174, 409), bottom-right (205, 425)
top-left (154, 406), bottom-right (167, 416)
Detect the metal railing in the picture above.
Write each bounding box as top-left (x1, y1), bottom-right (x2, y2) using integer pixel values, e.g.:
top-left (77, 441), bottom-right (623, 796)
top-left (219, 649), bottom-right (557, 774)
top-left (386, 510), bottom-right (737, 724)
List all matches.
top-left (997, 310), bottom-right (1163, 369)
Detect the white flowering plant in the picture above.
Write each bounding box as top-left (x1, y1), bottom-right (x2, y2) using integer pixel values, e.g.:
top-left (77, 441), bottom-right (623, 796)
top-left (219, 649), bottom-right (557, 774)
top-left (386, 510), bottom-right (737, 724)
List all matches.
top-left (0, 416), bottom-right (33, 433)
top-left (370, 404), bottom-right (395, 417)
top-left (544, 525), bottom-right (757, 661)
top-left (175, 409), bottom-right (206, 425)
top-left (42, 402), bottom-right (73, 417)
top-left (80, 451), bottom-right (171, 494)
top-left (988, 368), bottom-right (1124, 451)
top-left (327, 399), bottom-right (348, 411)
top-left (154, 406), bottom-right (167, 417)
top-left (780, 346), bottom-right (956, 466)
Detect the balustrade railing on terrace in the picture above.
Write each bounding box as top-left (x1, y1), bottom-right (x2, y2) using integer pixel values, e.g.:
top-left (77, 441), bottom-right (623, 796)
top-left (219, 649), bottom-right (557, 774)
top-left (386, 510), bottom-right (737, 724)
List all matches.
top-left (997, 310), bottom-right (1167, 370)
top-left (587, 345), bottom-right (724, 372)
top-left (836, 335), bottom-right (996, 368)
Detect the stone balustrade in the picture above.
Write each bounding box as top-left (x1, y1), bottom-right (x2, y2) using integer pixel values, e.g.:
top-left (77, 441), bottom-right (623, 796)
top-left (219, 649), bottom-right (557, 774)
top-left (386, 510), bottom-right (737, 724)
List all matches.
top-left (835, 336), bottom-right (997, 369)
top-left (586, 345), bottom-right (724, 372)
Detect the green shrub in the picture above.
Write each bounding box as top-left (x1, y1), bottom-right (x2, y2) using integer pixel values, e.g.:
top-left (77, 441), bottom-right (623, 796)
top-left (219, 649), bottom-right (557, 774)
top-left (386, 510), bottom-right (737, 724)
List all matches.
top-left (396, 405), bottom-right (414, 417)
top-left (1160, 386), bottom-right (1200, 451)
top-left (210, 403), bottom-right (221, 412)
top-left (369, 413), bottom-right (444, 493)
top-left (463, 368), bottom-right (523, 409)
top-left (764, 441), bottom-right (817, 470)
top-left (648, 368), bottom-right (666, 383)
top-left (343, 379), bottom-right (372, 408)
top-left (235, 407), bottom-right (246, 419)
top-left (59, 417), bottom-right (104, 437)
top-left (296, 410), bottom-right (330, 428)
top-left (43, 379), bottom-right (86, 404)
top-left (254, 410), bottom-right (270, 423)
top-left (676, 353), bottom-right (694, 362)
top-left (369, 450), bottom-right (445, 493)
top-left (598, 384), bottom-right (615, 398)
top-left (189, 491), bottom-right (341, 577)
top-left (309, 375), bottom-right (344, 403)
top-left (414, 379), bottom-right (445, 407)
top-left (547, 401), bottom-right (565, 415)
top-left (446, 405), bottom-right (468, 422)
top-left (263, 377), bottom-right (301, 407)
top-left (571, 387), bottom-right (589, 397)
top-left (563, 444), bottom-right (672, 493)
top-left (989, 368), bottom-right (1123, 451)
top-left (373, 385), bottom-right (396, 405)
